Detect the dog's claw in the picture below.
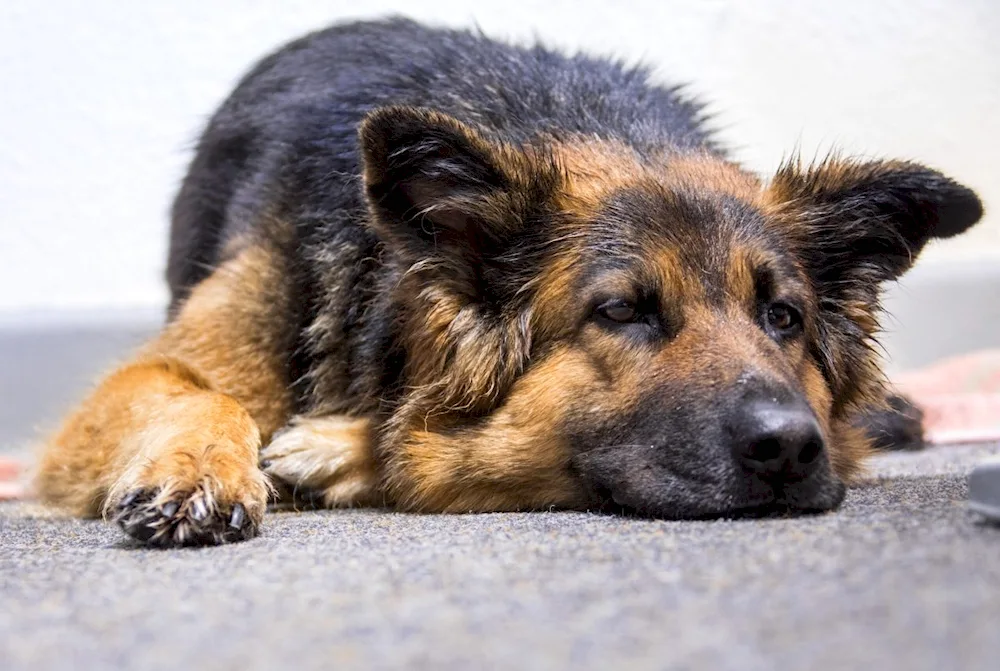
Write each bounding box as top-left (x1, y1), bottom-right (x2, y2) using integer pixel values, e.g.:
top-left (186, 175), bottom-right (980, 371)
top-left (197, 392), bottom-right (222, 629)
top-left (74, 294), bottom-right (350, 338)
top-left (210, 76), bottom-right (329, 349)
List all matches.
top-left (114, 485), bottom-right (260, 547)
top-left (229, 503), bottom-right (245, 529)
top-left (118, 491), bottom-right (140, 509)
top-left (190, 498), bottom-right (208, 522)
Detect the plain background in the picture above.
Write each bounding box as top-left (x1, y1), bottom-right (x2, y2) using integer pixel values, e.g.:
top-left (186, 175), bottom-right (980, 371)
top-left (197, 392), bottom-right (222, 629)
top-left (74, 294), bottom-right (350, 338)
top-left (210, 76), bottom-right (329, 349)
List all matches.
top-left (1, 0), bottom-right (998, 314)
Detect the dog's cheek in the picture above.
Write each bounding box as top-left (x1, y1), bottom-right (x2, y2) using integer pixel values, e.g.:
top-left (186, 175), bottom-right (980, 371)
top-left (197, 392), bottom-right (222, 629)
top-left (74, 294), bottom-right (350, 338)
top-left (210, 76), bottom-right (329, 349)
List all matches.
top-left (382, 346), bottom-right (612, 512)
top-left (801, 340), bottom-right (875, 481)
top-left (825, 419), bottom-right (873, 483)
top-left (797, 355), bottom-right (834, 432)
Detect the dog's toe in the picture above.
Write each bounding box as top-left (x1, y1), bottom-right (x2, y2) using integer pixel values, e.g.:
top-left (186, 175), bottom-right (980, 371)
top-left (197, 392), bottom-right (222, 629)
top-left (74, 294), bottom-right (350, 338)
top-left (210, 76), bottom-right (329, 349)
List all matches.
top-left (113, 487), bottom-right (260, 548)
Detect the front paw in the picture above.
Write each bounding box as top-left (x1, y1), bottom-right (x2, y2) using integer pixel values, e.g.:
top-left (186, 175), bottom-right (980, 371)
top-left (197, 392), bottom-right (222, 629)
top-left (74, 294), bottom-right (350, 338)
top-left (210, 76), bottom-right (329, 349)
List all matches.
top-left (107, 432), bottom-right (272, 547)
top-left (853, 393), bottom-right (925, 452)
top-left (112, 481), bottom-right (264, 547)
top-left (259, 415), bottom-right (377, 507)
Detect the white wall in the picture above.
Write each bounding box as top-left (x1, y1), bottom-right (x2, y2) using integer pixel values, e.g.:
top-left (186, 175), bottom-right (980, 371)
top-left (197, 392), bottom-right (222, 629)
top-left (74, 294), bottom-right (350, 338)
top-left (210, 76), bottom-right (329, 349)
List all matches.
top-left (2, 0), bottom-right (997, 312)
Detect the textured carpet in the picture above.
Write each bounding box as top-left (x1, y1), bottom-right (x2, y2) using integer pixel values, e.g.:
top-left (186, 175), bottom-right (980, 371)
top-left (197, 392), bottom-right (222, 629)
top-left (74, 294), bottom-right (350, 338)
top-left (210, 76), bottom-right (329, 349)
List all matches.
top-left (2, 444), bottom-right (999, 671)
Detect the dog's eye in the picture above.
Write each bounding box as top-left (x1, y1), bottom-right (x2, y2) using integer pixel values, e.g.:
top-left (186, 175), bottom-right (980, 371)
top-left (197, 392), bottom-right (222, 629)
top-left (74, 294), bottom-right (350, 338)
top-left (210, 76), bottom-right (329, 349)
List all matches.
top-left (596, 299), bottom-right (638, 323)
top-left (766, 302), bottom-right (802, 334)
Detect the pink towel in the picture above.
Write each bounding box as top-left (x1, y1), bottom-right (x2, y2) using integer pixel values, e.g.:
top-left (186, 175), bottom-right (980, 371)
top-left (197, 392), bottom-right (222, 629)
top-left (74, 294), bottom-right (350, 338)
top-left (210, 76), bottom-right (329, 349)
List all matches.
top-left (0, 458), bottom-right (24, 501)
top-left (895, 350), bottom-right (1000, 445)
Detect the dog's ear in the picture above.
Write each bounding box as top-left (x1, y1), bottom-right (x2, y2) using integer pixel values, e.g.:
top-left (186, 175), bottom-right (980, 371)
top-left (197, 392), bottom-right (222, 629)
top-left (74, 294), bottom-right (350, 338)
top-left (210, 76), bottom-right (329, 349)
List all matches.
top-left (359, 107), bottom-right (555, 413)
top-left (766, 157), bottom-right (983, 408)
top-left (767, 157), bottom-right (983, 285)
top-left (359, 106), bottom-right (556, 260)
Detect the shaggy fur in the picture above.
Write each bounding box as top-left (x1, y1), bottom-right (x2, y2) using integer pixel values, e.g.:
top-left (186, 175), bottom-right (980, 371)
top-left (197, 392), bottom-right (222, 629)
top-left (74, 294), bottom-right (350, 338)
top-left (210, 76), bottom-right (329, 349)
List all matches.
top-left (37, 18), bottom-right (982, 546)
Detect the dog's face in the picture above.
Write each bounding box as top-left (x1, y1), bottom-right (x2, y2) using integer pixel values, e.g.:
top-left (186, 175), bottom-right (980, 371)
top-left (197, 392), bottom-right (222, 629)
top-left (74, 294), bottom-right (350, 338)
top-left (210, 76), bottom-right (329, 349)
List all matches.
top-left (360, 106), bottom-right (983, 517)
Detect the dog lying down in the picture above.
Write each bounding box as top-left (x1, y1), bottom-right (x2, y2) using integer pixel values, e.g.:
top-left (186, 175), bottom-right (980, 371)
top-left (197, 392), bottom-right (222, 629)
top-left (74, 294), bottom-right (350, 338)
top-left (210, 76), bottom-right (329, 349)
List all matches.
top-left (35, 19), bottom-right (983, 547)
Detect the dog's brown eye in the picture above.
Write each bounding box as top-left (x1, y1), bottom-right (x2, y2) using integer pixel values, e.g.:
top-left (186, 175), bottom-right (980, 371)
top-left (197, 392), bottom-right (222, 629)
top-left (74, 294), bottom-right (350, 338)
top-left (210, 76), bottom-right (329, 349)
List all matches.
top-left (597, 299), bottom-right (637, 323)
top-left (767, 303), bottom-right (801, 333)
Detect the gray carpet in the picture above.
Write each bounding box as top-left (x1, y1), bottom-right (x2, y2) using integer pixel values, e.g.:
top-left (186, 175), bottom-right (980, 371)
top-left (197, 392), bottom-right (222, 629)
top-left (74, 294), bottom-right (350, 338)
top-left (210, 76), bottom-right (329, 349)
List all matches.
top-left (2, 444), bottom-right (999, 671)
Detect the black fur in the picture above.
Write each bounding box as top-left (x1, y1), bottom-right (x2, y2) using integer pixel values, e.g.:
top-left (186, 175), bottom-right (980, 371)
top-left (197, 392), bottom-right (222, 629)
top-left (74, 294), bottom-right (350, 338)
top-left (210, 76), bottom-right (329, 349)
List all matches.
top-left (168, 17), bottom-right (712, 413)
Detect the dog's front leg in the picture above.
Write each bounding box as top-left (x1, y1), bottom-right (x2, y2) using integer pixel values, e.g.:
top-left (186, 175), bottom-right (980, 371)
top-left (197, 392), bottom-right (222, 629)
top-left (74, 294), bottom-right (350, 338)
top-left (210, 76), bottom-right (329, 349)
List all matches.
top-left (37, 357), bottom-right (272, 545)
top-left (35, 240), bottom-right (295, 546)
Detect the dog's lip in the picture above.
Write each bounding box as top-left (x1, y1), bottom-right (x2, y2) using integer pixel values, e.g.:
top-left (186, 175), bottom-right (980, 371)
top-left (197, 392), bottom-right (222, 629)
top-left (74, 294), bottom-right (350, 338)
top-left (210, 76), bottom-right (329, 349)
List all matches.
top-left (590, 478), bottom-right (846, 520)
top-left (574, 446), bottom-right (847, 519)
top-left (603, 497), bottom-right (837, 521)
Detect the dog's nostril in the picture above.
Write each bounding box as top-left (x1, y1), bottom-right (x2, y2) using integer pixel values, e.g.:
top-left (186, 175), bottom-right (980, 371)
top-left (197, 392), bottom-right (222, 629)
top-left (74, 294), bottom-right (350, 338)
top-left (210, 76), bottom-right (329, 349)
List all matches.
top-left (731, 399), bottom-right (825, 478)
top-left (748, 438), bottom-right (782, 463)
top-left (798, 440), bottom-right (822, 465)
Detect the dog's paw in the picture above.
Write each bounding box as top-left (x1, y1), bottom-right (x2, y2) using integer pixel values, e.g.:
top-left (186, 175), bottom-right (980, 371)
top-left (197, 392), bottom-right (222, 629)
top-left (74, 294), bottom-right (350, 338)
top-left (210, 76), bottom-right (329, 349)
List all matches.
top-left (106, 413), bottom-right (271, 547)
top-left (113, 484), bottom-right (260, 547)
top-left (854, 393), bottom-right (925, 452)
top-left (259, 415), bottom-right (377, 507)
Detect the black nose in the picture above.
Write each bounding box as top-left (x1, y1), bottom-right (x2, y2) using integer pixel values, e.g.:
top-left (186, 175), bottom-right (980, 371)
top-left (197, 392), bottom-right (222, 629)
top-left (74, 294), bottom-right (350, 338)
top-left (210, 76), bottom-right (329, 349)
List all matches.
top-left (730, 399), bottom-right (825, 479)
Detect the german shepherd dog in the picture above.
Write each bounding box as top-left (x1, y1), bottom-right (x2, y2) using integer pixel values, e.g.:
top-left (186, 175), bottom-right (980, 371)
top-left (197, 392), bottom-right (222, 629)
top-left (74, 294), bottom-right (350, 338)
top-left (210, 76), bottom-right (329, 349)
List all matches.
top-left (36, 19), bottom-right (983, 546)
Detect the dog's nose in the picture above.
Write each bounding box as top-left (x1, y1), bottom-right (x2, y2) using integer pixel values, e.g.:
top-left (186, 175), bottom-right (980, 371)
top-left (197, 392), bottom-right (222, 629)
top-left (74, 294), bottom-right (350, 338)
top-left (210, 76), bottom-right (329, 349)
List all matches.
top-left (730, 400), bottom-right (825, 479)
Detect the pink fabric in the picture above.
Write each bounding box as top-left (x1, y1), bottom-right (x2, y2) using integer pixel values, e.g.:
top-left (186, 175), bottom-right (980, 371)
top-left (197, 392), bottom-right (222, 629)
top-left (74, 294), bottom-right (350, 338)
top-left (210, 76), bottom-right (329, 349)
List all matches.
top-left (895, 350), bottom-right (1000, 445)
top-left (0, 457), bottom-right (25, 501)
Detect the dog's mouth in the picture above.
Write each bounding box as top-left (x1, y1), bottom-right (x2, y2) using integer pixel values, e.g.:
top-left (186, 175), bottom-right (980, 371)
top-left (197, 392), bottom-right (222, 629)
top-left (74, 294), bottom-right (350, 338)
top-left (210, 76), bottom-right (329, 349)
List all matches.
top-left (571, 435), bottom-right (848, 521)
top-left (590, 495), bottom-right (839, 521)
top-left (583, 478), bottom-right (846, 521)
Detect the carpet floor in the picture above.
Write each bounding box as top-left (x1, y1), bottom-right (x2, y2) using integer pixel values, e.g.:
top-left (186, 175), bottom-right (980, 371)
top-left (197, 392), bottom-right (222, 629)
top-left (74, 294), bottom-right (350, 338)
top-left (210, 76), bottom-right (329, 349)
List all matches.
top-left (2, 444), bottom-right (999, 670)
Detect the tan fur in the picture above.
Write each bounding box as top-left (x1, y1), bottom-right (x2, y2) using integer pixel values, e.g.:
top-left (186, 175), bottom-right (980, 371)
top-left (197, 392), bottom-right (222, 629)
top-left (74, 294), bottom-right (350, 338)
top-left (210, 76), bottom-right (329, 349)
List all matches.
top-left (552, 139), bottom-right (762, 217)
top-left (551, 139), bottom-right (650, 217)
top-left (397, 281), bottom-right (531, 416)
top-left (35, 237), bottom-right (294, 526)
top-left (725, 247), bottom-right (761, 313)
top-left (151, 240), bottom-right (296, 441)
top-left (764, 155), bottom-right (916, 210)
top-left (798, 359), bottom-right (869, 482)
top-left (260, 415), bottom-right (378, 507)
top-left (382, 347), bottom-right (600, 512)
top-left (658, 154), bottom-right (763, 201)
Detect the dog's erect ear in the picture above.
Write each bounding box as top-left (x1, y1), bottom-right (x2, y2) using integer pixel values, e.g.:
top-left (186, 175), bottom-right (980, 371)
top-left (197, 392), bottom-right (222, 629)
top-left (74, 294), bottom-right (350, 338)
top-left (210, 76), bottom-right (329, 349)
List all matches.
top-left (767, 157), bottom-right (983, 285)
top-left (767, 157), bottom-right (983, 409)
top-left (359, 106), bottom-right (555, 258)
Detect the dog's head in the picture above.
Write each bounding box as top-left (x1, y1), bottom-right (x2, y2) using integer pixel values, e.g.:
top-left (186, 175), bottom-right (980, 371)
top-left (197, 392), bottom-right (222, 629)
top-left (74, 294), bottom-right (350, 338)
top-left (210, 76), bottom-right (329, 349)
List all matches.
top-left (359, 106), bottom-right (983, 517)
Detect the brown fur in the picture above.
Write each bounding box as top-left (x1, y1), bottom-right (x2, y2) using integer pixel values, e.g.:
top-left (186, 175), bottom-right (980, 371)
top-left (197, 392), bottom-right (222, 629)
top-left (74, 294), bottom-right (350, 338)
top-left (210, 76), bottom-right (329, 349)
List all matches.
top-left (382, 347), bottom-right (601, 512)
top-left (554, 140), bottom-right (761, 216)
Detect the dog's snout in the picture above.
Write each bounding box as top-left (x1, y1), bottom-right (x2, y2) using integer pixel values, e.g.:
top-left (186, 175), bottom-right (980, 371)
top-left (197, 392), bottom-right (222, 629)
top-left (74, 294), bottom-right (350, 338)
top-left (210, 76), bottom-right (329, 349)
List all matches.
top-left (730, 399), bottom-right (825, 479)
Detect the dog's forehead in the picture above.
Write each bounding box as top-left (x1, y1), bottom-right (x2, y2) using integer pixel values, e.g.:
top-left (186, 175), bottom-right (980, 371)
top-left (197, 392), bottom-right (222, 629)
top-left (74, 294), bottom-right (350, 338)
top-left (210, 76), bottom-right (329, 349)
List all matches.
top-left (571, 184), bottom-right (781, 298)
top-left (593, 184), bottom-right (766, 247)
top-left (549, 139), bottom-right (778, 279)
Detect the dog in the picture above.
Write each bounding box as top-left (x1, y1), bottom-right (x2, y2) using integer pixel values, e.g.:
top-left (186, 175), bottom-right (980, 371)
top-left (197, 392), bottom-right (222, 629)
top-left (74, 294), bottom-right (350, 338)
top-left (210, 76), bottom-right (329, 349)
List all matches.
top-left (35, 18), bottom-right (983, 546)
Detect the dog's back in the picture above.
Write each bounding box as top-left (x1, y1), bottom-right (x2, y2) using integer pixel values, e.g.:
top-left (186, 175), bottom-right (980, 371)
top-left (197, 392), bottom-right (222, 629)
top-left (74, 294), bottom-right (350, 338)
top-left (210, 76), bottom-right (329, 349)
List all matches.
top-left (168, 17), bottom-right (712, 308)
